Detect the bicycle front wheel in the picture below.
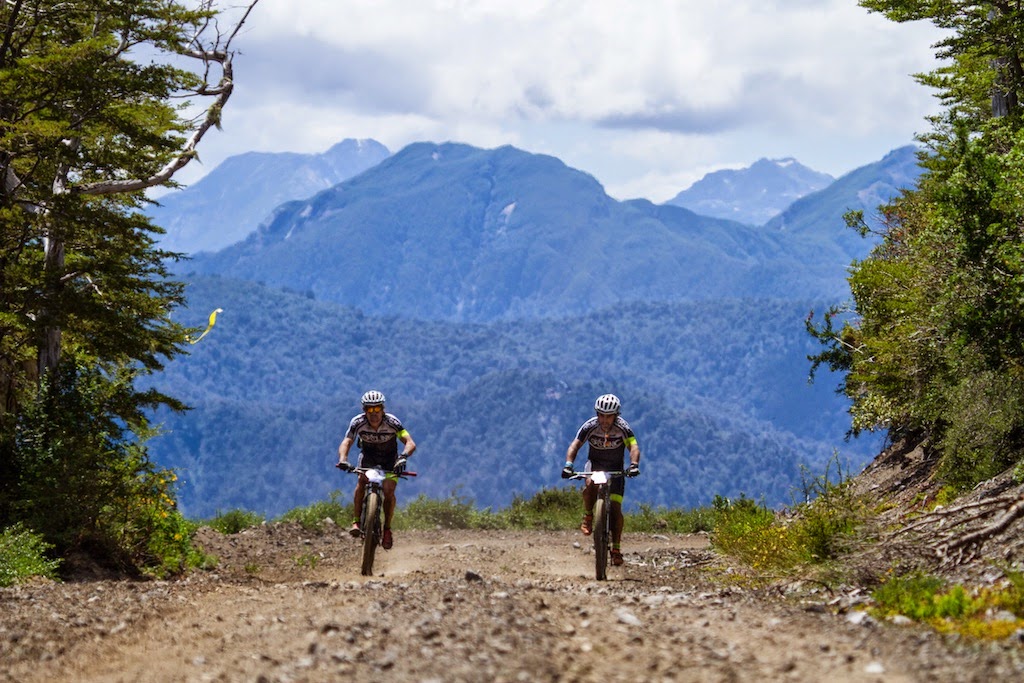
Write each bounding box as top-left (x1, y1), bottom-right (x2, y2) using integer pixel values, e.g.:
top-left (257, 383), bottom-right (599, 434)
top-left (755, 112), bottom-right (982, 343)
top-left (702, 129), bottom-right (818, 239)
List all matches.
top-left (360, 491), bottom-right (380, 576)
top-left (593, 497), bottom-right (608, 580)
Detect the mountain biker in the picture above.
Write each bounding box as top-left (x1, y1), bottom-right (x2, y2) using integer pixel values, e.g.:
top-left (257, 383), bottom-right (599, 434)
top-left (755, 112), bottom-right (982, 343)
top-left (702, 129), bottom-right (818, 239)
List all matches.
top-left (562, 393), bottom-right (641, 566)
top-left (336, 390), bottom-right (416, 550)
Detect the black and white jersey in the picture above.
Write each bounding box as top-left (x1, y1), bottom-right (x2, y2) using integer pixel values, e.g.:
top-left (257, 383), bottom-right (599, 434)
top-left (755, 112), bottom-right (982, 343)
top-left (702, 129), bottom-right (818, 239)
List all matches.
top-left (345, 413), bottom-right (409, 461)
top-left (574, 416), bottom-right (638, 467)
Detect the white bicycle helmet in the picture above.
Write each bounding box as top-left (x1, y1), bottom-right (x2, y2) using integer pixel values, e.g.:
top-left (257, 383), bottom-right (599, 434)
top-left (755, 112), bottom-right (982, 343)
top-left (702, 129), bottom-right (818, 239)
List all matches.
top-left (361, 390), bottom-right (386, 407)
top-left (594, 393), bottom-right (621, 415)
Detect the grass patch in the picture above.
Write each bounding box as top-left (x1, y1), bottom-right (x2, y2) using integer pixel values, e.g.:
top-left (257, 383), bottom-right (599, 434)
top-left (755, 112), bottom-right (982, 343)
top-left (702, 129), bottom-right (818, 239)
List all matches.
top-left (627, 504), bottom-right (716, 534)
top-left (709, 456), bottom-right (866, 572)
top-left (495, 487), bottom-right (581, 530)
top-left (869, 570), bottom-right (1024, 640)
top-left (276, 491), bottom-right (350, 531)
top-left (394, 492), bottom-right (495, 530)
top-left (204, 508), bottom-right (266, 534)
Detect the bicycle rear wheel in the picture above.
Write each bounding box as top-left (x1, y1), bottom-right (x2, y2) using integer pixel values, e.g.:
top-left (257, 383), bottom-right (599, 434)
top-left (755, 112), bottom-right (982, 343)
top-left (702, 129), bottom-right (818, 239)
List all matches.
top-left (593, 497), bottom-right (608, 580)
top-left (360, 491), bottom-right (380, 576)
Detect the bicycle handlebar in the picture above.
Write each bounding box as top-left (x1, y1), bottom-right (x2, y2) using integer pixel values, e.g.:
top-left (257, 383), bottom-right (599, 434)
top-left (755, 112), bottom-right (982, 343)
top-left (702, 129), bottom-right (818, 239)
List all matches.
top-left (568, 470), bottom-right (626, 479)
top-left (339, 465), bottom-right (417, 478)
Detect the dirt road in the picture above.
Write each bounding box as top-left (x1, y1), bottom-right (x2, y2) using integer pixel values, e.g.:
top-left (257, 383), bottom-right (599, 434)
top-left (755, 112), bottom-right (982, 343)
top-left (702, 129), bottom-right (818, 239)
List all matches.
top-left (2, 526), bottom-right (1022, 682)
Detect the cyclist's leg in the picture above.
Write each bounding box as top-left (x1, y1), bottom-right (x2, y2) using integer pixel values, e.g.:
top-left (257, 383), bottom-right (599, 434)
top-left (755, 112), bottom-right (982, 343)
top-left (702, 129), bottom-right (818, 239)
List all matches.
top-left (611, 498), bottom-right (624, 546)
top-left (382, 478), bottom-right (398, 528)
top-left (581, 480), bottom-right (596, 514)
top-left (580, 480), bottom-right (596, 533)
top-left (353, 474), bottom-right (367, 520)
top-left (610, 476), bottom-right (626, 546)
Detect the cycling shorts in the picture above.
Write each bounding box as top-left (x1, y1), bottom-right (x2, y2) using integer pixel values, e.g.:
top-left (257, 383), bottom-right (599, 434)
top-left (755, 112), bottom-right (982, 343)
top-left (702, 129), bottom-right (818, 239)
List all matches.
top-left (358, 451), bottom-right (398, 472)
top-left (584, 458), bottom-right (625, 500)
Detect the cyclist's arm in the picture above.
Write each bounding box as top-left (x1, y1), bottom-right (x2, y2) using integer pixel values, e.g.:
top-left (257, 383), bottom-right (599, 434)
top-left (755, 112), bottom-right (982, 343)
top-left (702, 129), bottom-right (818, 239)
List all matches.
top-left (398, 431), bottom-right (416, 457)
top-left (565, 438), bottom-right (584, 466)
top-left (338, 436), bottom-right (355, 465)
top-left (628, 441), bottom-right (641, 466)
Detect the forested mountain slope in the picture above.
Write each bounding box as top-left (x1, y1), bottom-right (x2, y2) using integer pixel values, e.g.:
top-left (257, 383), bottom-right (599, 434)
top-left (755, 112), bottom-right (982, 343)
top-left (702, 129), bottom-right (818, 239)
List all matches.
top-left (181, 143), bottom-right (865, 321)
top-left (148, 276), bottom-right (877, 517)
top-left (149, 139), bottom-right (390, 253)
top-left (145, 142), bottom-right (925, 517)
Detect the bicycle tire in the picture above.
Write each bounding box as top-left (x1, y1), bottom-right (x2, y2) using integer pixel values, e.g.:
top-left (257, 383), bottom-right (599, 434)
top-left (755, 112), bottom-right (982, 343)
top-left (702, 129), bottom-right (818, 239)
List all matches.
top-left (593, 497), bottom-right (608, 580)
top-left (361, 491), bottom-right (380, 576)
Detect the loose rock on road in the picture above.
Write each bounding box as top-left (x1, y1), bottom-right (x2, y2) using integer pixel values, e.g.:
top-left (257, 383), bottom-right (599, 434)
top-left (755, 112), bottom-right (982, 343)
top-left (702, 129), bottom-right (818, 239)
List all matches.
top-left (2, 527), bottom-right (1022, 682)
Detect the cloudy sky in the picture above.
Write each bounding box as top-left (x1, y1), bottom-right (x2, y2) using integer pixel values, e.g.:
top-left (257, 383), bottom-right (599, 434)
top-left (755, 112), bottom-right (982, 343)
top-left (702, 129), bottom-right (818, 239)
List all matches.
top-left (192, 0), bottom-right (947, 202)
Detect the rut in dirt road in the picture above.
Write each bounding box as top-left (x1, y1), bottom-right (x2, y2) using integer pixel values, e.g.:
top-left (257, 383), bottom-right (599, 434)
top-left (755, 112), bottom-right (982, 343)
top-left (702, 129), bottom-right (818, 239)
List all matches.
top-left (2, 528), bottom-right (1022, 682)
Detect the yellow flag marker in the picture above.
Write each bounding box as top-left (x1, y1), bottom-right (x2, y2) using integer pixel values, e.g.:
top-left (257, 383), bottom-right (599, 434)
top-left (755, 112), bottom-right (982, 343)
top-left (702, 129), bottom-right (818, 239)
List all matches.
top-left (189, 308), bottom-right (223, 344)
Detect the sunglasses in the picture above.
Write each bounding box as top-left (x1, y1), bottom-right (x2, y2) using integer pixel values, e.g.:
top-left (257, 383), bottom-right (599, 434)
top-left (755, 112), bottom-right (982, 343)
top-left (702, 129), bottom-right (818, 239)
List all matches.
top-left (364, 405), bottom-right (383, 413)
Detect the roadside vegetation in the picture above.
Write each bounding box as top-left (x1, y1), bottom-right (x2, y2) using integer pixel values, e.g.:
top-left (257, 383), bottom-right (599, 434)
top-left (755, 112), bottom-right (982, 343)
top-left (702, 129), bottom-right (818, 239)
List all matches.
top-left (201, 486), bottom-right (716, 536)
top-left (870, 571), bottom-right (1024, 641)
top-left (0, 2), bottom-right (258, 582)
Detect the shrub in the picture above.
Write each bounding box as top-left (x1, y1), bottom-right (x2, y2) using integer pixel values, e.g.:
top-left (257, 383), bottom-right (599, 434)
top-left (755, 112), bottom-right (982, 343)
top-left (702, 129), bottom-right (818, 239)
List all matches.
top-left (277, 491), bottom-right (350, 531)
top-left (627, 503), bottom-right (716, 533)
top-left (870, 570), bottom-right (1024, 640)
top-left (710, 495), bottom-right (800, 570)
top-left (872, 573), bottom-right (975, 621)
top-left (789, 458), bottom-right (863, 563)
top-left (396, 492), bottom-right (489, 530)
top-left (0, 524), bottom-right (61, 586)
top-left (205, 509), bottom-right (266, 534)
top-left (496, 486), bottom-right (582, 530)
top-left (115, 470), bottom-right (210, 578)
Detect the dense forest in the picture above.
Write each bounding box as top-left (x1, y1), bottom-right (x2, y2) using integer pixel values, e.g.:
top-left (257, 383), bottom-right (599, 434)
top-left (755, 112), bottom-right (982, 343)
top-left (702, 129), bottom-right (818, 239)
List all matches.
top-left (144, 275), bottom-right (877, 517)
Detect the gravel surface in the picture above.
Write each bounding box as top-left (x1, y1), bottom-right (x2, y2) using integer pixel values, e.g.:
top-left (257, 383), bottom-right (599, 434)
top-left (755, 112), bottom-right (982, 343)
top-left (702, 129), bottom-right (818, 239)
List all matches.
top-left (3, 525), bottom-right (1023, 682)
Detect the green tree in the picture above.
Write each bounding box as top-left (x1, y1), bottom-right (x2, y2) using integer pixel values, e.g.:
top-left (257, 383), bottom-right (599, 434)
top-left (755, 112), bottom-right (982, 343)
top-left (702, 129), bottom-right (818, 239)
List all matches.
top-left (0, 0), bottom-right (258, 570)
top-left (810, 2), bottom-right (1024, 486)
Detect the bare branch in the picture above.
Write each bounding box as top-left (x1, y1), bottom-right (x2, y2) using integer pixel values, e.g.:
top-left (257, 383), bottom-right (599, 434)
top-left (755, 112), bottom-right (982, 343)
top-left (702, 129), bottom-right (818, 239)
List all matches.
top-left (942, 494), bottom-right (1024, 554)
top-left (74, 0), bottom-right (260, 197)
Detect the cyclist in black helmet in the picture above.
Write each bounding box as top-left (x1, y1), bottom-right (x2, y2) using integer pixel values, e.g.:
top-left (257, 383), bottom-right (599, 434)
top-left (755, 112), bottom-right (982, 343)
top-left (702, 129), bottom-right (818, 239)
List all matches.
top-left (336, 390), bottom-right (416, 550)
top-left (562, 393), bottom-right (641, 566)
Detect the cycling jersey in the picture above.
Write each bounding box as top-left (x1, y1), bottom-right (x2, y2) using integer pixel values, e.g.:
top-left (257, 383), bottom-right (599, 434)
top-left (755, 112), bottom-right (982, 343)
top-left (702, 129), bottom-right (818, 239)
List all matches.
top-left (575, 416), bottom-right (637, 465)
top-left (345, 413), bottom-right (409, 469)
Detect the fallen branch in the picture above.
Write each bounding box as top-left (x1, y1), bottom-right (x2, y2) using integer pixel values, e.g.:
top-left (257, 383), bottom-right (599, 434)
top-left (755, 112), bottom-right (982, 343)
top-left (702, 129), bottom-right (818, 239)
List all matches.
top-left (942, 494), bottom-right (1024, 555)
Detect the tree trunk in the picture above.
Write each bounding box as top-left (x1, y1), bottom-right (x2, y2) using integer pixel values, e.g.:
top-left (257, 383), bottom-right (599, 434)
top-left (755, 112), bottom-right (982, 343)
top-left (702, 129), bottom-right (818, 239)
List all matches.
top-left (39, 234), bottom-right (64, 377)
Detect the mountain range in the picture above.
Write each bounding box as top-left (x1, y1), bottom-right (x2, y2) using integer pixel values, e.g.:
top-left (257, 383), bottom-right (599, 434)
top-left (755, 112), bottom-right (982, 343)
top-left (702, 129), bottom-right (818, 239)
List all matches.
top-left (148, 139), bottom-right (390, 253)
top-left (665, 157), bottom-right (834, 226)
top-left (142, 140), bottom-right (922, 517)
top-left (180, 142), bottom-right (920, 321)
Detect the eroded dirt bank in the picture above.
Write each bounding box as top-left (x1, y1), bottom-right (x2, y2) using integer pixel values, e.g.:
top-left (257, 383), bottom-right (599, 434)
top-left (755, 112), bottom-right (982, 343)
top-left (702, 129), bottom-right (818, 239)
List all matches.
top-left (2, 527), bottom-right (1022, 682)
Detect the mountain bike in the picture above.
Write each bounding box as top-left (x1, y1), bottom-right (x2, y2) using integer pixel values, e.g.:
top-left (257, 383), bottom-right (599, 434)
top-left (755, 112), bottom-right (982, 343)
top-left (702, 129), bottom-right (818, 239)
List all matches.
top-left (343, 466), bottom-right (416, 576)
top-left (568, 470), bottom-right (625, 580)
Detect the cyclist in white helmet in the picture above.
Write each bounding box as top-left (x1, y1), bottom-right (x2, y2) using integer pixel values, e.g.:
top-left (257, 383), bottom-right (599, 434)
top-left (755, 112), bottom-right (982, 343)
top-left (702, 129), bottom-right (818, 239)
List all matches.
top-left (562, 393), bottom-right (641, 566)
top-left (336, 390), bottom-right (416, 550)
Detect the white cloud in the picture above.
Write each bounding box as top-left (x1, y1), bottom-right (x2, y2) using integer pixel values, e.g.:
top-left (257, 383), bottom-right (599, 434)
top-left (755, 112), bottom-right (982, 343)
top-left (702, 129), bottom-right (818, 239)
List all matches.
top-left (199, 0), bottom-right (947, 200)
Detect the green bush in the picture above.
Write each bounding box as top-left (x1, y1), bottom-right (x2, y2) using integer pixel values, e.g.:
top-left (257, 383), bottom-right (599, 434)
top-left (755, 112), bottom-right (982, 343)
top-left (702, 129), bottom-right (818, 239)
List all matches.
top-left (0, 524), bottom-right (61, 586)
top-left (627, 503), bottom-right (716, 533)
top-left (789, 458), bottom-right (862, 562)
top-left (710, 494), bottom-right (799, 570)
top-left (709, 457), bottom-right (865, 572)
top-left (872, 573), bottom-right (976, 621)
top-left (205, 509), bottom-right (266, 534)
top-left (495, 486), bottom-right (582, 530)
top-left (396, 492), bottom-right (491, 530)
top-left (276, 490), bottom-right (350, 531)
top-left (3, 360), bottom-right (207, 578)
top-left (113, 470), bottom-right (211, 578)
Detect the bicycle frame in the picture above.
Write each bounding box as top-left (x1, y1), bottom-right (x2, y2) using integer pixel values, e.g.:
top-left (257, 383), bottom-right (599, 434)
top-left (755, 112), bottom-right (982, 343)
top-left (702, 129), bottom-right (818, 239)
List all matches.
top-left (346, 466), bottom-right (416, 576)
top-left (568, 470), bottom-right (625, 580)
